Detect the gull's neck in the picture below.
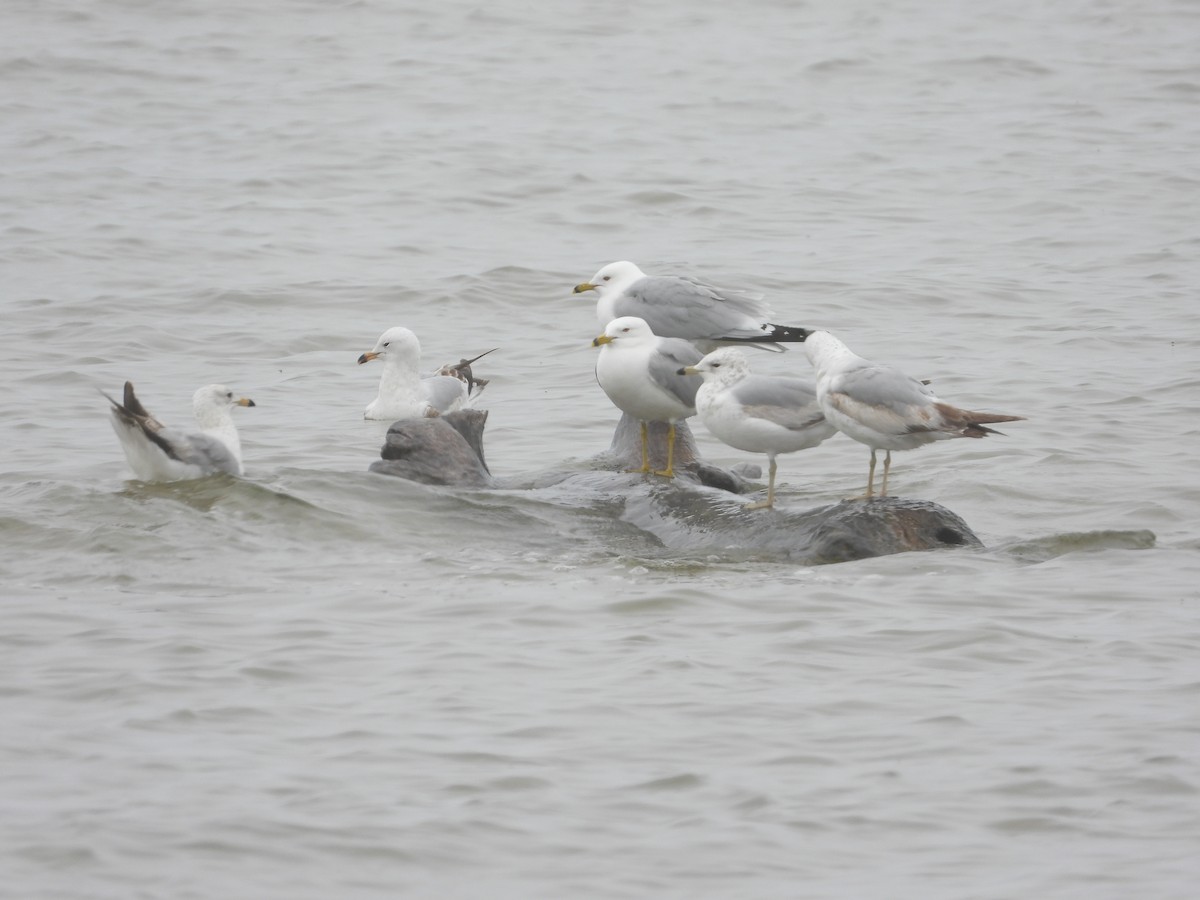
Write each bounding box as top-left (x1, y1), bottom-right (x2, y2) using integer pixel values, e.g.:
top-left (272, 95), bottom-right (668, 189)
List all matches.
top-left (809, 336), bottom-right (868, 379)
top-left (376, 351), bottom-right (423, 399)
top-left (196, 406), bottom-right (243, 463)
top-left (595, 270), bottom-right (645, 324)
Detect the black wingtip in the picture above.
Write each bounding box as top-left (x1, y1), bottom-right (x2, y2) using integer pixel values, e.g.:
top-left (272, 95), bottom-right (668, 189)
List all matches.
top-left (761, 324), bottom-right (810, 342)
top-left (715, 324), bottom-right (811, 347)
top-left (121, 381), bottom-right (154, 418)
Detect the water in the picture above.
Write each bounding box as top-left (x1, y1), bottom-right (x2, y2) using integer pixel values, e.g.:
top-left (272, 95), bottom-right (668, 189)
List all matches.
top-left (3, 0), bottom-right (1199, 897)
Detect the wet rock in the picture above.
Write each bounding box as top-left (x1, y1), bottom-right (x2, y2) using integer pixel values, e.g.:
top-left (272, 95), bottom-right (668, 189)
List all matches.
top-left (597, 414), bottom-right (758, 493)
top-left (622, 486), bottom-right (981, 562)
top-left (369, 409), bottom-right (494, 487)
top-left (369, 409), bottom-right (985, 563)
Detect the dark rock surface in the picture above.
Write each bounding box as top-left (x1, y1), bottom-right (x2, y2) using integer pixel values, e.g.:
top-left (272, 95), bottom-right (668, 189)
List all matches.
top-left (370, 409), bottom-right (985, 563)
top-left (369, 409), bottom-right (494, 487)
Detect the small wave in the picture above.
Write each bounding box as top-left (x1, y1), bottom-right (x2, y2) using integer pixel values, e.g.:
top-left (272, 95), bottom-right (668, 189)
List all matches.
top-left (1004, 529), bottom-right (1156, 562)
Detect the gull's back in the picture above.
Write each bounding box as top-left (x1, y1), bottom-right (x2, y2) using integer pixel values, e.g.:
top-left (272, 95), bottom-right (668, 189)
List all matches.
top-left (615, 275), bottom-right (772, 343)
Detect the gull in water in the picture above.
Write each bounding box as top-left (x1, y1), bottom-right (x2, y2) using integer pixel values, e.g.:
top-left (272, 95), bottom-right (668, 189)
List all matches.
top-left (592, 316), bottom-right (702, 478)
top-left (358, 326), bottom-right (495, 421)
top-left (805, 331), bottom-right (1024, 499)
top-left (680, 347), bottom-right (838, 510)
top-left (106, 381), bottom-right (255, 481)
top-left (573, 260), bottom-right (810, 352)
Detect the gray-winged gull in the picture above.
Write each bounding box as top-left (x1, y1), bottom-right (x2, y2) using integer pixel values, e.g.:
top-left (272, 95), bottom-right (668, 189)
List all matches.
top-left (573, 260), bottom-right (810, 352)
top-left (106, 382), bottom-right (255, 481)
top-left (592, 316), bottom-right (702, 478)
top-left (805, 331), bottom-right (1025, 498)
top-left (680, 347), bottom-right (838, 510)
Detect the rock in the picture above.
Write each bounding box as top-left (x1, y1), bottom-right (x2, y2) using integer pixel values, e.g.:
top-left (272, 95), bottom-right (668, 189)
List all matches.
top-left (368, 409), bottom-right (985, 563)
top-left (621, 486), bottom-right (981, 562)
top-left (369, 409), bottom-right (494, 487)
top-left (597, 414), bottom-right (758, 493)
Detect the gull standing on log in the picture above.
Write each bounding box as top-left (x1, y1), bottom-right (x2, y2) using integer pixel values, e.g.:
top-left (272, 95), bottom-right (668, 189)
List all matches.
top-left (592, 316), bottom-right (702, 478)
top-left (805, 331), bottom-right (1024, 499)
top-left (680, 347), bottom-right (837, 510)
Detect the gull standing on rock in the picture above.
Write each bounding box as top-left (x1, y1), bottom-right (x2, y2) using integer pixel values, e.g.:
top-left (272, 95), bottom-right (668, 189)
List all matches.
top-left (805, 331), bottom-right (1024, 499)
top-left (106, 381), bottom-right (255, 481)
top-left (592, 316), bottom-right (702, 478)
top-left (680, 347), bottom-right (837, 510)
top-left (358, 326), bottom-right (494, 421)
top-left (574, 260), bottom-right (811, 352)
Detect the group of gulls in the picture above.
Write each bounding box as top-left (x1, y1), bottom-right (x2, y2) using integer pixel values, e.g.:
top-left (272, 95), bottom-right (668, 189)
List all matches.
top-left (108, 260), bottom-right (1023, 505)
top-left (579, 261), bottom-right (1022, 506)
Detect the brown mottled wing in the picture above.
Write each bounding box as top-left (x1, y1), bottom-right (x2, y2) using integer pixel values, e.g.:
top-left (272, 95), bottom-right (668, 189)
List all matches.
top-left (931, 402), bottom-right (1025, 437)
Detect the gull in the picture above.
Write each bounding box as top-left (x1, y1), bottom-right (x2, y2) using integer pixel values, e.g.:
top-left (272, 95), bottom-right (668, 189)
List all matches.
top-left (573, 260), bottom-right (810, 352)
top-left (592, 316), bottom-right (702, 478)
top-left (106, 381), bottom-right (255, 481)
top-left (357, 326), bottom-right (495, 421)
top-left (680, 347), bottom-right (838, 510)
top-left (805, 331), bottom-right (1024, 499)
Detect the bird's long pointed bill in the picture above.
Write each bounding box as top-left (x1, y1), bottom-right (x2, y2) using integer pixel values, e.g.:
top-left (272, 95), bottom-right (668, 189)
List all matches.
top-left (237, 398), bottom-right (256, 407)
top-left (574, 282), bottom-right (596, 294)
top-left (592, 334), bottom-right (613, 347)
top-left (357, 351), bottom-right (379, 365)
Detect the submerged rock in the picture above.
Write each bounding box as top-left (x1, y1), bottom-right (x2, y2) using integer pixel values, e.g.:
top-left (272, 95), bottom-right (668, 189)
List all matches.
top-left (622, 485), bottom-right (980, 562)
top-left (369, 410), bottom-right (984, 563)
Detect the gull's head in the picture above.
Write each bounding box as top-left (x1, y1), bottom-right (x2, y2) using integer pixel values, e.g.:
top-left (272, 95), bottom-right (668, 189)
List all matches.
top-left (193, 384), bottom-right (255, 423)
top-left (803, 330), bottom-right (852, 373)
top-left (592, 315), bottom-right (656, 348)
top-left (574, 260), bottom-right (645, 296)
top-left (678, 347), bottom-right (751, 383)
top-left (358, 326), bottom-right (420, 365)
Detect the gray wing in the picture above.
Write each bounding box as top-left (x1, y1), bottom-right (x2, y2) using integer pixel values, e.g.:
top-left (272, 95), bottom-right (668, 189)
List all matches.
top-left (648, 338), bottom-right (703, 409)
top-left (421, 374), bottom-right (469, 413)
top-left (162, 427), bottom-right (241, 475)
top-left (107, 386), bottom-right (239, 476)
top-left (615, 275), bottom-right (772, 341)
top-left (734, 375), bottom-right (826, 430)
top-left (827, 364), bottom-right (939, 434)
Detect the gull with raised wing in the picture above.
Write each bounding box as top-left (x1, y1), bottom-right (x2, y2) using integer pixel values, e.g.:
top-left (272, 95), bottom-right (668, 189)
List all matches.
top-left (358, 326), bottom-right (494, 421)
top-left (106, 382), bottom-right (255, 481)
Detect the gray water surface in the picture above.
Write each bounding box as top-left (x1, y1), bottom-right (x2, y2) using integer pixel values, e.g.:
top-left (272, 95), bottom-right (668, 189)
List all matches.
top-left (2, 1), bottom-right (1198, 897)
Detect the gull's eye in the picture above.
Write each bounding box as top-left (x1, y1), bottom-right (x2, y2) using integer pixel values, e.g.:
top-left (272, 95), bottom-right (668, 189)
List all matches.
top-left (712, 363), bottom-right (721, 368)
top-left (226, 391), bottom-right (233, 398)
top-left (602, 275), bottom-right (611, 282)
top-left (621, 327), bottom-right (630, 333)
top-left (383, 342), bottom-right (390, 348)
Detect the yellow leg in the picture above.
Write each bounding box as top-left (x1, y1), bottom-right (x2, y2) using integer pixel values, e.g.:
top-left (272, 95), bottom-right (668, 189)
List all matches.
top-left (628, 421), bottom-right (652, 474)
top-left (851, 449), bottom-right (877, 500)
top-left (744, 455), bottom-right (776, 510)
top-left (652, 422), bottom-right (677, 478)
top-left (880, 450), bottom-right (893, 498)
